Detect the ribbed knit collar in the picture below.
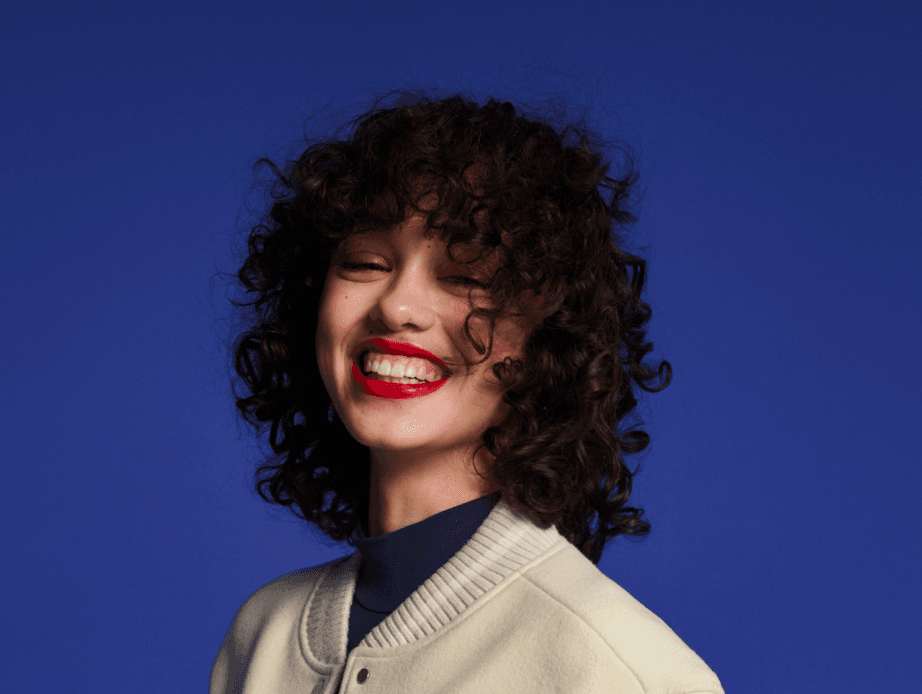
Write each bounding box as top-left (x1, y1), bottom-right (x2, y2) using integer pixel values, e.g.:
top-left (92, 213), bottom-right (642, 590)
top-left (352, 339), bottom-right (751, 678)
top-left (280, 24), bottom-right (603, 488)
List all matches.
top-left (301, 494), bottom-right (566, 667)
top-left (349, 491), bottom-right (503, 614)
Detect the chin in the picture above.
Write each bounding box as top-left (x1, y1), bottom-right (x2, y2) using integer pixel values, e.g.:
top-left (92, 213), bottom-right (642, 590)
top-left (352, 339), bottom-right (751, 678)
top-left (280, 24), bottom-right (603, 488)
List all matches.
top-left (352, 421), bottom-right (440, 450)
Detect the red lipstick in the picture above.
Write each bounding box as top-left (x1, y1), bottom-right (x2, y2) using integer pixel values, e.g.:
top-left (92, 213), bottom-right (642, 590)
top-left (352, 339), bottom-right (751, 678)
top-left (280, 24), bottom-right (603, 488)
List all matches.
top-left (353, 338), bottom-right (451, 399)
top-left (352, 362), bottom-right (448, 399)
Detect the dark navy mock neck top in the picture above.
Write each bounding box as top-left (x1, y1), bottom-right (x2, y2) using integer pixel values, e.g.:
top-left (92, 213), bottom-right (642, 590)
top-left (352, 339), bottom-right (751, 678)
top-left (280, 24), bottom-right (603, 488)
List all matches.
top-left (346, 490), bottom-right (502, 653)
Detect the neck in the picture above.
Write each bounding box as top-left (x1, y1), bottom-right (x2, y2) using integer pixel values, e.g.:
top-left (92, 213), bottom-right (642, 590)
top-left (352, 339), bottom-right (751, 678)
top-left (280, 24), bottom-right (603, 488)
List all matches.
top-left (366, 446), bottom-right (497, 537)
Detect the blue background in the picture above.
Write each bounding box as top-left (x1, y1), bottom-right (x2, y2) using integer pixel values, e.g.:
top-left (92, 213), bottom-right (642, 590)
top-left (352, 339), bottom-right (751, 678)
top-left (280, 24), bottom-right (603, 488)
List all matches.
top-left (2, 2), bottom-right (920, 692)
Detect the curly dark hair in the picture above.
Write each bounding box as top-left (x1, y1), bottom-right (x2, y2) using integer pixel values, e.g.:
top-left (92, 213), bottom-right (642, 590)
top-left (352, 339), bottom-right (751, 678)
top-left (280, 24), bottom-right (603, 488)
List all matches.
top-left (232, 90), bottom-right (671, 566)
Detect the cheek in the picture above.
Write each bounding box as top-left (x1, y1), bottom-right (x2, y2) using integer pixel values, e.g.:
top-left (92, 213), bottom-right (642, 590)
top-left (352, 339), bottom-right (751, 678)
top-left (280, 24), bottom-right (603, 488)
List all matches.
top-left (490, 313), bottom-right (530, 358)
top-left (317, 277), bottom-right (354, 338)
top-left (315, 281), bottom-right (349, 377)
top-left (481, 315), bottom-right (532, 387)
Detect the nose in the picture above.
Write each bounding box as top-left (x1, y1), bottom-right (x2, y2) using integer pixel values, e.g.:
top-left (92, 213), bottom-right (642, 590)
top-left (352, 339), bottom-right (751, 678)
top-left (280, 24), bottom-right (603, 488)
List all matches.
top-left (370, 262), bottom-right (437, 332)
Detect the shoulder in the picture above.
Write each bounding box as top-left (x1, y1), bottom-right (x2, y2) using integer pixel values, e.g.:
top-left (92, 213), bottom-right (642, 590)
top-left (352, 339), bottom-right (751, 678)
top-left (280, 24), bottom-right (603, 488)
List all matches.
top-left (211, 554), bottom-right (353, 692)
top-left (522, 541), bottom-right (724, 694)
top-left (220, 553), bottom-right (351, 648)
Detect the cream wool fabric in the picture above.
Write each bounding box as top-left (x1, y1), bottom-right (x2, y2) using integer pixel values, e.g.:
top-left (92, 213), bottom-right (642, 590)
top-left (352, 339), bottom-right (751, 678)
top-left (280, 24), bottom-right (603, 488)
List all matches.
top-left (210, 497), bottom-right (724, 694)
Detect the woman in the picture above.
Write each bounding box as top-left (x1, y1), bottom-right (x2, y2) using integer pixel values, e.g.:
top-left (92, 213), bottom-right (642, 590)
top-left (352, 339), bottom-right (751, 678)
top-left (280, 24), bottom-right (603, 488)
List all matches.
top-left (211, 92), bottom-right (724, 693)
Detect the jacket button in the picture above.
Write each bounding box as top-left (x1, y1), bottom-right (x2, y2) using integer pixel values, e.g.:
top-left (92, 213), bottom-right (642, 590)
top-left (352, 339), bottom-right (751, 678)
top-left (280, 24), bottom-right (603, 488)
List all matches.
top-left (357, 668), bottom-right (369, 684)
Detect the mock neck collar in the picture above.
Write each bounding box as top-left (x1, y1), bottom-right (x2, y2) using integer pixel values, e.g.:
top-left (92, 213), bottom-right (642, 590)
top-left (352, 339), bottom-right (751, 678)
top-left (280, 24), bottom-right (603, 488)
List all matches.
top-left (303, 493), bottom-right (566, 669)
top-left (348, 491), bottom-right (502, 613)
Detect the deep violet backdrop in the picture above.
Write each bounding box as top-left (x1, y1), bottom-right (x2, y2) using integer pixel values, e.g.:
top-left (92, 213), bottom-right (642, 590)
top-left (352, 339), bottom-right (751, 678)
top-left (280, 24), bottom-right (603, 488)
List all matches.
top-left (2, 2), bottom-right (920, 692)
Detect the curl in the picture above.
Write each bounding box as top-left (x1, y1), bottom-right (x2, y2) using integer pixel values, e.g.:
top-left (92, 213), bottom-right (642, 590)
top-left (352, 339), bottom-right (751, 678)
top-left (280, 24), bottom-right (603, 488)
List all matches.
top-left (231, 90), bottom-right (670, 564)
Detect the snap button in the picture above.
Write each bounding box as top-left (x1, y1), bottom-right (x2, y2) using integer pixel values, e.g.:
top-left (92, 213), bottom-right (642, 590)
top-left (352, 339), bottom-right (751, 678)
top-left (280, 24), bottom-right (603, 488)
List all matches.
top-left (357, 668), bottom-right (369, 684)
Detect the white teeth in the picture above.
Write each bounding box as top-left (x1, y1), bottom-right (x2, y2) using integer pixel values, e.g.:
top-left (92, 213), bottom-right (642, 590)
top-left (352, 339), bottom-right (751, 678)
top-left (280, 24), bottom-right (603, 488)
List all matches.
top-left (361, 350), bottom-right (445, 382)
top-left (372, 374), bottom-right (429, 384)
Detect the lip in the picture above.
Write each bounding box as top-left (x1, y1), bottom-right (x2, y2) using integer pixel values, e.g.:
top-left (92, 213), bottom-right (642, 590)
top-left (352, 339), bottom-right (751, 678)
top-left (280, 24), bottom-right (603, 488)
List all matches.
top-left (352, 361), bottom-right (448, 399)
top-left (357, 337), bottom-right (452, 376)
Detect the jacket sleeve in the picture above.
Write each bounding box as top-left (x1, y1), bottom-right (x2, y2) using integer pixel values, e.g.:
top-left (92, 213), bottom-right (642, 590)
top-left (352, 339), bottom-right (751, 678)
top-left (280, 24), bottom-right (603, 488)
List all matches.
top-left (209, 616), bottom-right (236, 694)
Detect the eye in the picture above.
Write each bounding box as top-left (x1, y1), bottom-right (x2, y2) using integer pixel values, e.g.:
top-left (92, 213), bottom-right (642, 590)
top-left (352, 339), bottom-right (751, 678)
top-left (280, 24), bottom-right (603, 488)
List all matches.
top-left (340, 262), bottom-right (387, 271)
top-left (342, 262), bottom-right (486, 288)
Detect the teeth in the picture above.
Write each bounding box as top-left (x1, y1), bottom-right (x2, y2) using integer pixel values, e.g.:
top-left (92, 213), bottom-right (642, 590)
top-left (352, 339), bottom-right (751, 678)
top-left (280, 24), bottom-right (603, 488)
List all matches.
top-left (372, 374), bottom-right (429, 384)
top-left (361, 350), bottom-right (445, 382)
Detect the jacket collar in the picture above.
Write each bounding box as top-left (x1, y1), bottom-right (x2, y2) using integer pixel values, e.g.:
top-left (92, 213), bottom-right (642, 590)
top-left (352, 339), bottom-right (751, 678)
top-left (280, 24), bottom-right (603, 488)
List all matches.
top-left (302, 495), bottom-right (564, 664)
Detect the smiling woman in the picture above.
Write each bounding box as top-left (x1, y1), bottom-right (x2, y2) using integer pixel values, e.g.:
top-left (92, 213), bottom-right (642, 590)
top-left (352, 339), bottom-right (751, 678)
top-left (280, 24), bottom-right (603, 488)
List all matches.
top-left (214, 91), bottom-right (724, 694)
top-left (316, 212), bottom-right (538, 538)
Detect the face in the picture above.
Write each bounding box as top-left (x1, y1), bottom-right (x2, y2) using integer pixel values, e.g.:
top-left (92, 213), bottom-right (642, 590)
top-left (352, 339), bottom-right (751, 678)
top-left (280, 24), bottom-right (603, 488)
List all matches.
top-left (315, 214), bottom-right (531, 463)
